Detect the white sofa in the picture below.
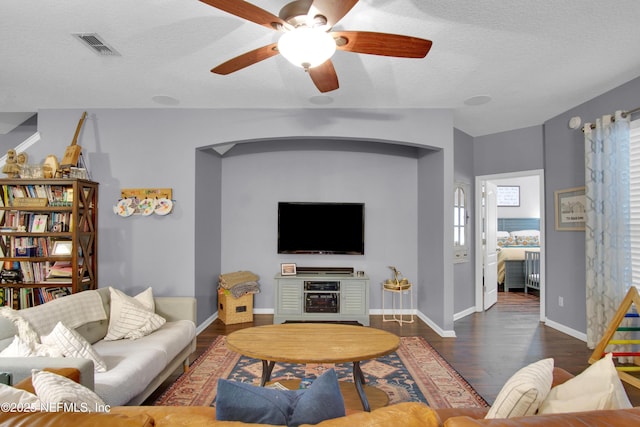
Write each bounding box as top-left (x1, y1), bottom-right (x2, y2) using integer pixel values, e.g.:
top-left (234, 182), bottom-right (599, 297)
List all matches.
top-left (0, 287), bottom-right (196, 406)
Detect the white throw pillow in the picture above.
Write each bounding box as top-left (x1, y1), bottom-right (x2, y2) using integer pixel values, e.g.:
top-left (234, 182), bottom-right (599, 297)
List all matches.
top-left (32, 369), bottom-right (107, 412)
top-left (104, 287), bottom-right (165, 341)
top-left (0, 383), bottom-right (41, 406)
top-left (0, 335), bottom-right (63, 358)
top-left (538, 353), bottom-right (632, 414)
top-left (41, 322), bottom-right (107, 372)
top-left (485, 358), bottom-right (553, 419)
top-left (538, 384), bottom-right (613, 414)
top-left (0, 335), bottom-right (36, 357)
top-left (134, 286), bottom-right (155, 312)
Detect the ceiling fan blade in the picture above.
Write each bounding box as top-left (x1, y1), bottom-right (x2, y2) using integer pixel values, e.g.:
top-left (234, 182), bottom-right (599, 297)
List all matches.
top-left (308, 60), bottom-right (339, 93)
top-left (199, 0), bottom-right (288, 31)
top-left (333, 31), bottom-right (432, 58)
top-left (309, 0), bottom-right (359, 27)
top-left (211, 43), bottom-right (279, 75)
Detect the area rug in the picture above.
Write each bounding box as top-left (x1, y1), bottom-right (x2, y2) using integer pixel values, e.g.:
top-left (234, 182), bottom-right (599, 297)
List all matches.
top-left (154, 335), bottom-right (489, 409)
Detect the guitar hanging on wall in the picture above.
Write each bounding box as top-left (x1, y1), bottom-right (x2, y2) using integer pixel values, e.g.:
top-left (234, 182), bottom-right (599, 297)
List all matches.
top-left (60, 111), bottom-right (87, 171)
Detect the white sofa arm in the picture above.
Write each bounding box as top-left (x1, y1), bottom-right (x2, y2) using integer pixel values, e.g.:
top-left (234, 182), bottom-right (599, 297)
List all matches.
top-left (0, 357), bottom-right (94, 390)
top-left (154, 297), bottom-right (196, 323)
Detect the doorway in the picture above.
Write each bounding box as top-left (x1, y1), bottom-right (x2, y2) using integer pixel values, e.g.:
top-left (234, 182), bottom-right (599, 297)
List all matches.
top-left (474, 169), bottom-right (545, 321)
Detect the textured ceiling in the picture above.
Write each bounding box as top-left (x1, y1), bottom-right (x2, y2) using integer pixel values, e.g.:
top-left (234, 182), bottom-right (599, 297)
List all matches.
top-left (2, 0), bottom-right (640, 137)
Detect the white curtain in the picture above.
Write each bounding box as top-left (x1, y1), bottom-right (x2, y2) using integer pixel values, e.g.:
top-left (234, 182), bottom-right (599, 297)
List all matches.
top-left (584, 111), bottom-right (632, 355)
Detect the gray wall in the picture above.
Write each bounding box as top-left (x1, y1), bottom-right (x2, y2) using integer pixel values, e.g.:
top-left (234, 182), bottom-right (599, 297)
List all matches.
top-left (453, 128), bottom-right (475, 314)
top-left (24, 108), bottom-right (455, 330)
top-left (468, 75), bottom-right (640, 337)
top-left (543, 75), bottom-right (640, 334)
top-left (474, 125), bottom-right (545, 176)
top-left (0, 115), bottom-right (37, 154)
top-left (194, 149), bottom-right (222, 324)
top-left (218, 139), bottom-right (420, 312)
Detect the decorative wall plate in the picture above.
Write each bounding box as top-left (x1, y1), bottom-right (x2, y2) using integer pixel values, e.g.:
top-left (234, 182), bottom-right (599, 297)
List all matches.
top-left (113, 199), bottom-right (134, 217)
top-left (154, 198), bottom-right (173, 215)
top-left (138, 198), bottom-right (155, 216)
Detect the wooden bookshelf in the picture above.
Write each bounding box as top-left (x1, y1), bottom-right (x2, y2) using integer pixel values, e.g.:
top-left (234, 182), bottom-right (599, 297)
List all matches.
top-left (0, 178), bottom-right (98, 308)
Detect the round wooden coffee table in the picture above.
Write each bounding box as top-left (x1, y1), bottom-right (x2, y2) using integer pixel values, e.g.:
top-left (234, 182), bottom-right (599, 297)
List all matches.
top-left (226, 323), bottom-right (400, 412)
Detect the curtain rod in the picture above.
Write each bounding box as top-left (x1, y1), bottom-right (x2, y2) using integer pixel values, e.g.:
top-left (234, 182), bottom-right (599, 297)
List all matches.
top-left (622, 106), bottom-right (640, 118)
top-left (582, 106), bottom-right (640, 131)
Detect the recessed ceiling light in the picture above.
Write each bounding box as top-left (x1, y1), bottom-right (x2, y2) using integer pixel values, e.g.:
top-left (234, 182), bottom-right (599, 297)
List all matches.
top-left (309, 95), bottom-right (333, 105)
top-left (464, 95), bottom-right (492, 106)
top-left (152, 95), bottom-right (180, 106)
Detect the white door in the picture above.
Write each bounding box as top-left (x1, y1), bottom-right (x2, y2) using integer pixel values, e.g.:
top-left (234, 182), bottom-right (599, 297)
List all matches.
top-left (483, 182), bottom-right (498, 309)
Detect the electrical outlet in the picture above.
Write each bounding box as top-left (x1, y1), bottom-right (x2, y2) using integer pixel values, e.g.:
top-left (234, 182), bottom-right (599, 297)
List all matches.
top-left (558, 296), bottom-right (564, 307)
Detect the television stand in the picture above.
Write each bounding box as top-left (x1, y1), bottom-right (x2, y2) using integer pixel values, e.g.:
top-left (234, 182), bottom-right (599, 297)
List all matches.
top-left (273, 271), bottom-right (370, 325)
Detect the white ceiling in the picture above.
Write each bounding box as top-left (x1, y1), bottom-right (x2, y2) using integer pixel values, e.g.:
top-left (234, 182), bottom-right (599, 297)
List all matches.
top-left (2, 0), bottom-right (640, 137)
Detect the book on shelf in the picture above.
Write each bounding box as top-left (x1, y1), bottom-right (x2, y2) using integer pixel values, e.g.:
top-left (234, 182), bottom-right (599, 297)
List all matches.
top-left (30, 214), bottom-right (48, 233)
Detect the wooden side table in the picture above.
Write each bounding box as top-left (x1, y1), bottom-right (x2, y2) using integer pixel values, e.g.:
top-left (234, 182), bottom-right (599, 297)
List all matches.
top-left (382, 282), bottom-right (414, 325)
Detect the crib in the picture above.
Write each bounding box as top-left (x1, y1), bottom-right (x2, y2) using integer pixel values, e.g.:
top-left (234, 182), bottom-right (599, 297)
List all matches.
top-left (524, 250), bottom-right (540, 293)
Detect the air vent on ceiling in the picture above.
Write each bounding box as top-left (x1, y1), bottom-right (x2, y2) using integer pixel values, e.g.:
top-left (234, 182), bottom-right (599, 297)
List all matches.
top-left (72, 33), bottom-right (120, 56)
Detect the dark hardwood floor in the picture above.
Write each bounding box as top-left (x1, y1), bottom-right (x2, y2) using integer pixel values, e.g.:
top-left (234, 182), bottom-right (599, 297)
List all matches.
top-left (145, 291), bottom-right (640, 406)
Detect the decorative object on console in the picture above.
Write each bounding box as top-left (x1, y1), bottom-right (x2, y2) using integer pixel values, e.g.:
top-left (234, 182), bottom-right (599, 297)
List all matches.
top-left (383, 265), bottom-right (411, 290)
top-left (281, 263), bottom-right (297, 276)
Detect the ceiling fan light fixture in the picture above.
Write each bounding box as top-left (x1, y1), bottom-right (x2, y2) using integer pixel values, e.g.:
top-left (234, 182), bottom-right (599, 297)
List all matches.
top-left (278, 27), bottom-right (336, 69)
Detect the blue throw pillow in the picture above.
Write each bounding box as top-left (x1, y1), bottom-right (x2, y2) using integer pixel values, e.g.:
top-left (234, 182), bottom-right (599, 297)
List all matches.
top-left (289, 368), bottom-right (346, 426)
top-left (216, 379), bottom-right (296, 425)
top-left (216, 368), bottom-right (345, 427)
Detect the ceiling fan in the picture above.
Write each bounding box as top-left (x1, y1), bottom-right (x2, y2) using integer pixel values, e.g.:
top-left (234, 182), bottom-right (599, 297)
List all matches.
top-left (199, 0), bottom-right (433, 93)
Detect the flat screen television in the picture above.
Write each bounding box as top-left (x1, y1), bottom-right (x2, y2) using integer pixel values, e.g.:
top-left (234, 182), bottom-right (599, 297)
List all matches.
top-left (278, 202), bottom-right (365, 255)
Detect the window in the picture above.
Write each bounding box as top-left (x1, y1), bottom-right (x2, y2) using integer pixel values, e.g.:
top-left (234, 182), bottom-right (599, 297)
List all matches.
top-left (629, 119), bottom-right (640, 288)
top-left (454, 182), bottom-right (469, 263)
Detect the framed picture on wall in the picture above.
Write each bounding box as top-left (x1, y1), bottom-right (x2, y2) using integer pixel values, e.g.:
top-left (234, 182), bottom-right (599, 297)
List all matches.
top-left (497, 186), bottom-right (520, 207)
top-left (554, 186), bottom-right (586, 231)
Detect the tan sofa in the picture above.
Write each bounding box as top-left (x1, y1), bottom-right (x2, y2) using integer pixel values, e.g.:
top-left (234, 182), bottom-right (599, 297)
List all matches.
top-left (1, 368), bottom-right (639, 426)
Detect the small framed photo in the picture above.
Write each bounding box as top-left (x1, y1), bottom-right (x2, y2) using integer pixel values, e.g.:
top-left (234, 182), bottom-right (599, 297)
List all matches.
top-left (555, 186), bottom-right (586, 231)
top-left (281, 263), bottom-right (297, 276)
top-left (52, 240), bottom-right (73, 256)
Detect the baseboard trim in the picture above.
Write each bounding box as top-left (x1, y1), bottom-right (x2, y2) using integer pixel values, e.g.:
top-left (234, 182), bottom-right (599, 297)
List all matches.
top-left (196, 313), bottom-right (216, 335)
top-left (454, 306), bottom-right (476, 321)
top-left (416, 311), bottom-right (456, 338)
top-left (544, 318), bottom-right (587, 342)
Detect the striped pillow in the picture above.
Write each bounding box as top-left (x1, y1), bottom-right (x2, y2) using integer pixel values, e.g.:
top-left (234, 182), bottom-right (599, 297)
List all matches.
top-left (104, 287), bottom-right (165, 341)
top-left (32, 369), bottom-right (107, 412)
top-left (41, 322), bottom-right (107, 372)
top-left (485, 358), bottom-right (553, 419)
